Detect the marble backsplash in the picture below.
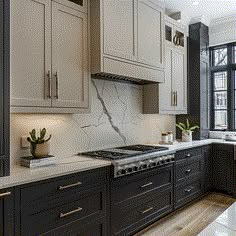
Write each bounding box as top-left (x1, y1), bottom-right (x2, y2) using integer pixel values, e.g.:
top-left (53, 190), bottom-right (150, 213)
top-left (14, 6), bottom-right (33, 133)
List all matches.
top-left (10, 79), bottom-right (175, 166)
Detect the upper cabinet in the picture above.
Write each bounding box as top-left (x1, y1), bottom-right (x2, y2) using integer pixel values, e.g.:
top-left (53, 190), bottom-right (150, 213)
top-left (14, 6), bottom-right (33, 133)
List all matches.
top-left (143, 16), bottom-right (188, 114)
top-left (11, 0), bottom-right (90, 113)
top-left (91, 0), bottom-right (165, 83)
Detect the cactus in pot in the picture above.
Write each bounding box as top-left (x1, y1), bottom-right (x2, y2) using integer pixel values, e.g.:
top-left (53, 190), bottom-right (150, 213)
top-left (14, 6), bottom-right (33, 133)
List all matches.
top-left (27, 128), bottom-right (52, 158)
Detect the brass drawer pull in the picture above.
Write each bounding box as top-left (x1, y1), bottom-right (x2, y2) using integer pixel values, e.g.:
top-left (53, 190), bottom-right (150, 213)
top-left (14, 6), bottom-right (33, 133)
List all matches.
top-left (140, 182), bottom-right (153, 188)
top-left (58, 181), bottom-right (82, 190)
top-left (140, 207), bottom-right (153, 214)
top-left (185, 187), bottom-right (193, 193)
top-left (60, 207), bottom-right (82, 218)
top-left (46, 70), bottom-right (52, 98)
top-left (186, 154), bottom-right (191, 157)
top-left (185, 169), bottom-right (192, 173)
top-left (0, 191), bottom-right (11, 198)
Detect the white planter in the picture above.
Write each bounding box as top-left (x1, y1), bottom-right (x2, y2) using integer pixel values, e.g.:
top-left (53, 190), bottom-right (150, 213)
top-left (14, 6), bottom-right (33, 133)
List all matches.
top-left (182, 131), bottom-right (193, 142)
top-left (30, 142), bottom-right (50, 158)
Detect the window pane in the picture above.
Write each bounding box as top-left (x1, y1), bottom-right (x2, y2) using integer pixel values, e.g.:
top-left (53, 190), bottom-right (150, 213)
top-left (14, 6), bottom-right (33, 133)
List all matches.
top-left (214, 48), bottom-right (227, 66)
top-left (215, 110), bottom-right (227, 130)
top-left (214, 71), bottom-right (227, 90)
top-left (214, 91), bottom-right (227, 109)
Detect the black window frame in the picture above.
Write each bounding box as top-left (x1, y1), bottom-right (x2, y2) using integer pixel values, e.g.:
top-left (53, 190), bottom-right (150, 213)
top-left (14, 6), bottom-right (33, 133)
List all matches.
top-left (210, 42), bottom-right (236, 131)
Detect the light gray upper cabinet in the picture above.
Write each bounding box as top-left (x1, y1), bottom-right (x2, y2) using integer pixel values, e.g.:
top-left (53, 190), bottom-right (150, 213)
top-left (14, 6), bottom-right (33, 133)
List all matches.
top-left (91, 0), bottom-right (165, 83)
top-left (137, 0), bottom-right (164, 69)
top-left (11, 0), bottom-right (90, 113)
top-left (143, 16), bottom-right (187, 114)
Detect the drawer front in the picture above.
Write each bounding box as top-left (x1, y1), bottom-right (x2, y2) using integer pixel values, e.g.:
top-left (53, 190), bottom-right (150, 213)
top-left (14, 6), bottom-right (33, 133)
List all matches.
top-left (111, 187), bottom-right (173, 236)
top-left (111, 164), bottom-right (173, 204)
top-left (175, 147), bottom-right (202, 161)
top-left (21, 185), bottom-right (106, 235)
top-left (45, 216), bottom-right (106, 236)
top-left (20, 167), bottom-right (108, 209)
top-left (175, 156), bottom-right (203, 184)
top-left (175, 179), bottom-right (202, 209)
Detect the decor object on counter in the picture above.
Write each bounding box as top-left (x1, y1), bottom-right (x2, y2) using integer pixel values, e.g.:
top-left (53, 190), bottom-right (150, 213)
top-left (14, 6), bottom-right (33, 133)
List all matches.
top-left (20, 155), bottom-right (56, 168)
top-left (225, 134), bottom-right (236, 142)
top-left (176, 119), bottom-right (199, 142)
top-left (27, 128), bottom-right (52, 158)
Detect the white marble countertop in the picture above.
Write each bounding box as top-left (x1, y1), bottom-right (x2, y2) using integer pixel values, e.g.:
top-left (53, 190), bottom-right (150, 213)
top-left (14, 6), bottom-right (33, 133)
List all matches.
top-left (1, 138), bottom-right (236, 190)
top-left (198, 202), bottom-right (236, 235)
top-left (0, 155), bottom-right (111, 190)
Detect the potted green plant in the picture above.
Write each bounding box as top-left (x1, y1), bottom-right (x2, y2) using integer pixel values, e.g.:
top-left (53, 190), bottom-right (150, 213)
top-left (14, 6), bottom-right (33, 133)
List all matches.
top-left (27, 128), bottom-right (52, 158)
top-left (176, 119), bottom-right (199, 142)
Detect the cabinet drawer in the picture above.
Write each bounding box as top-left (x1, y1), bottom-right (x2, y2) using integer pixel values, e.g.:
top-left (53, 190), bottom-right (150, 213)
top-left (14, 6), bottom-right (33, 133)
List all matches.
top-left (111, 164), bottom-right (173, 204)
top-left (111, 187), bottom-right (173, 236)
top-left (20, 167), bottom-right (108, 209)
top-left (175, 179), bottom-right (202, 209)
top-left (21, 185), bottom-right (106, 235)
top-left (175, 147), bottom-right (202, 161)
top-left (45, 215), bottom-right (107, 236)
top-left (175, 156), bottom-right (203, 184)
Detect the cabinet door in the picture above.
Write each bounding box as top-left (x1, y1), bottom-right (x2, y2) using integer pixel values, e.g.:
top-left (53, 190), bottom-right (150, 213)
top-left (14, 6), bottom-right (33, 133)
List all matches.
top-left (0, 189), bottom-right (14, 236)
top-left (172, 48), bottom-right (187, 113)
top-left (51, 2), bottom-right (89, 109)
top-left (212, 145), bottom-right (234, 194)
top-left (11, 0), bottom-right (52, 107)
top-left (159, 46), bottom-right (175, 113)
top-left (103, 0), bottom-right (137, 62)
top-left (137, 0), bottom-right (164, 68)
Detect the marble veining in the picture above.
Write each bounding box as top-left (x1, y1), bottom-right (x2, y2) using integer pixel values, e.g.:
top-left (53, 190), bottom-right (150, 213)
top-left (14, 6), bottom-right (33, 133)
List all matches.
top-left (10, 79), bottom-right (176, 166)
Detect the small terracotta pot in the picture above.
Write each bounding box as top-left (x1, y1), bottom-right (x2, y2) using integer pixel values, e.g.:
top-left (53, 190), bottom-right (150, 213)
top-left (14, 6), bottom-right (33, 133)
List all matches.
top-left (182, 131), bottom-right (193, 142)
top-left (30, 142), bottom-right (50, 158)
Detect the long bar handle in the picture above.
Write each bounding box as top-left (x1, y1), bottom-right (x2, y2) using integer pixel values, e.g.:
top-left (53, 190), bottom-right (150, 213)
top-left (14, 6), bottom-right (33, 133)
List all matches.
top-left (46, 70), bottom-right (51, 98)
top-left (176, 91), bottom-right (178, 106)
top-left (54, 72), bottom-right (59, 99)
top-left (140, 182), bottom-right (153, 188)
top-left (0, 191), bottom-right (11, 198)
top-left (140, 207), bottom-right (153, 214)
top-left (60, 207), bottom-right (82, 218)
top-left (172, 91), bottom-right (175, 106)
top-left (58, 181), bottom-right (82, 190)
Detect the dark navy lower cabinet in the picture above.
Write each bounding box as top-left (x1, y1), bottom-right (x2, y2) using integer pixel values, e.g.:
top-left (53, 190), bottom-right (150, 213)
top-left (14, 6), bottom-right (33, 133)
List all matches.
top-left (110, 164), bottom-right (174, 236)
top-left (0, 188), bottom-right (14, 236)
top-left (212, 144), bottom-right (235, 195)
top-left (15, 166), bottom-right (110, 236)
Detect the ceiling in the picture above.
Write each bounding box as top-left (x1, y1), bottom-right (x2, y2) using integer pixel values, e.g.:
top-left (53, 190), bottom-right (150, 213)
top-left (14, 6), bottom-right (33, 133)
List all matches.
top-left (164, 0), bottom-right (236, 24)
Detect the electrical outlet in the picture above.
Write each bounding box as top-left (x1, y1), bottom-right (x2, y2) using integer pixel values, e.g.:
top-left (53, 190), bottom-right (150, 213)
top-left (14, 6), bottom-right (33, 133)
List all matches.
top-left (21, 136), bottom-right (30, 148)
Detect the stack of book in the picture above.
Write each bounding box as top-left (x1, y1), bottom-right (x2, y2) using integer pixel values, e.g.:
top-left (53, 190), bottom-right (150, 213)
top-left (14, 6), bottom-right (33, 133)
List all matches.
top-left (20, 155), bottom-right (56, 168)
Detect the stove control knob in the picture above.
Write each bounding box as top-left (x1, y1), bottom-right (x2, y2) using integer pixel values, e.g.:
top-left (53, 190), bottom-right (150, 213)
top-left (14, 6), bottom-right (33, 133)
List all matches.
top-left (126, 164), bottom-right (136, 173)
top-left (117, 167), bottom-right (125, 176)
top-left (148, 160), bottom-right (156, 167)
top-left (139, 161), bottom-right (147, 170)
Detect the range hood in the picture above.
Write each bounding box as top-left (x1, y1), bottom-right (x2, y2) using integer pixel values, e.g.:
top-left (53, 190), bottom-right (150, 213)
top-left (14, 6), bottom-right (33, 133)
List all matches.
top-left (92, 73), bottom-right (159, 85)
top-left (90, 0), bottom-right (165, 85)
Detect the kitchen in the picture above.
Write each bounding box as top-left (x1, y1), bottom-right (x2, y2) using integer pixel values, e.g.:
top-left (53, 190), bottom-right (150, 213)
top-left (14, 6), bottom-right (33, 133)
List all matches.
top-left (0, 0), bottom-right (236, 235)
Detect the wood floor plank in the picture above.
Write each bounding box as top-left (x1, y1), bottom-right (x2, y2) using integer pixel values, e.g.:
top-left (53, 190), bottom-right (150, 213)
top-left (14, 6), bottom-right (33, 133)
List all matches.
top-left (135, 193), bottom-right (236, 236)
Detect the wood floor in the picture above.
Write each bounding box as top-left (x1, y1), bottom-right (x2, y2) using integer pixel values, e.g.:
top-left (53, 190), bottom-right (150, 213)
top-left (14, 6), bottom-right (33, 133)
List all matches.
top-left (135, 193), bottom-right (236, 236)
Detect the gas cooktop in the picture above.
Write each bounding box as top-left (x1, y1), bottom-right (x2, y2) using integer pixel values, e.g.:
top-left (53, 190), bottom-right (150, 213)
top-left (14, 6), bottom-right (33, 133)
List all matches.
top-left (80, 144), bottom-right (168, 160)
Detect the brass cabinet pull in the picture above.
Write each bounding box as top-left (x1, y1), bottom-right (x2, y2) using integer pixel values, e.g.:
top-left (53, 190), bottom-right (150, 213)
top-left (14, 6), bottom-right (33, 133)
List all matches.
top-left (185, 169), bottom-right (191, 173)
top-left (185, 187), bottom-right (193, 193)
top-left (140, 182), bottom-right (153, 188)
top-left (186, 154), bottom-right (191, 158)
top-left (173, 35), bottom-right (177, 45)
top-left (176, 91), bottom-right (178, 106)
top-left (46, 70), bottom-right (51, 98)
top-left (0, 191), bottom-right (11, 198)
top-left (58, 181), bottom-right (82, 190)
top-left (140, 207), bottom-right (153, 214)
top-left (60, 207), bottom-right (82, 218)
top-left (54, 72), bottom-right (59, 99)
top-left (171, 91), bottom-right (174, 106)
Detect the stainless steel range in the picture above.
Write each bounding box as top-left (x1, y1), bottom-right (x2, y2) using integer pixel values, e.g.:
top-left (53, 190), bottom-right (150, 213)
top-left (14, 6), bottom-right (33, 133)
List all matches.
top-left (80, 144), bottom-right (175, 177)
